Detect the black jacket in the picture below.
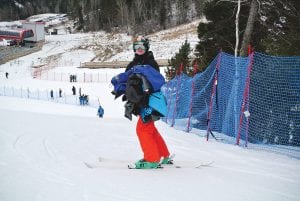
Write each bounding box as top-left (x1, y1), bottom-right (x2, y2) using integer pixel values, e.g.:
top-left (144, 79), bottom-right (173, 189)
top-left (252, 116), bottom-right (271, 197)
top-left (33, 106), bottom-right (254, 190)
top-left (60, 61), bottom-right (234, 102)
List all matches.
top-left (126, 51), bottom-right (159, 72)
top-left (124, 51), bottom-right (161, 122)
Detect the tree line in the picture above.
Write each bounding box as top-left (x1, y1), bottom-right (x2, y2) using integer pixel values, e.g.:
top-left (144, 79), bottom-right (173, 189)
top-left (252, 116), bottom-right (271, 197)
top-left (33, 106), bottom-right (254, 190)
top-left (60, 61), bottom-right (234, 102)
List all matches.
top-left (166, 0), bottom-right (300, 80)
top-left (0, 0), bottom-right (204, 34)
top-left (1, 0), bottom-right (299, 80)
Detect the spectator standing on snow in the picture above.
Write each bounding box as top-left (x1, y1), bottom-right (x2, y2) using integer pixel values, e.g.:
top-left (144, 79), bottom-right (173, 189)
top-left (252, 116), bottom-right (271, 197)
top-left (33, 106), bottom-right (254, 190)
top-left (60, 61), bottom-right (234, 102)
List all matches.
top-left (84, 95), bottom-right (89, 105)
top-left (59, 88), bottom-right (62, 97)
top-left (72, 86), bottom-right (76, 95)
top-left (97, 105), bottom-right (104, 118)
top-left (79, 94), bottom-right (84, 105)
top-left (50, 90), bottom-right (54, 99)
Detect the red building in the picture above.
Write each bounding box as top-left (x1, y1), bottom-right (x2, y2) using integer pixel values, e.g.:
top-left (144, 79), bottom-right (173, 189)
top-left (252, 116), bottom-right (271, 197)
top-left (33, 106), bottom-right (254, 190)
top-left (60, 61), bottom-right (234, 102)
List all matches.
top-left (0, 28), bottom-right (34, 44)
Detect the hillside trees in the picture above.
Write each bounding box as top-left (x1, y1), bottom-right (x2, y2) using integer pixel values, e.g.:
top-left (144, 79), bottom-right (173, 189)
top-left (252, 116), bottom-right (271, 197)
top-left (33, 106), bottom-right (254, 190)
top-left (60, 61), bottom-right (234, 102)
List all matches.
top-left (165, 40), bottom-right (192, 80)
top-left (259, 0), bottom-right (300, 55)
top-left (239, 0), bottom-right (258, 56)
top-left (195, 0), bottom-right (300, 71)
top-left (0, 0), bottom-right (204, 34)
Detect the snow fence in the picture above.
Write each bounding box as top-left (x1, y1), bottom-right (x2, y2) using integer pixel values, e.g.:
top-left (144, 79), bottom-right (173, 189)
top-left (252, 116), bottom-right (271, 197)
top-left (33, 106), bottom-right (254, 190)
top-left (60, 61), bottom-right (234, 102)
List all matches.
top-left (162, 51), bottom-right (300, 159)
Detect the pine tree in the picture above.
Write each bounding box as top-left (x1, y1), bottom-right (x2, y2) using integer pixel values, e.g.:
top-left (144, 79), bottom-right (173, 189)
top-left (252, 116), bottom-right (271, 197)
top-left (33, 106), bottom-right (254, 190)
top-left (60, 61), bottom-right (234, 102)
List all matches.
top-left (165, 40), bottom-right (192, 80)
top-left (195, 0), bottom-right (239, 71)
top-left (195, 0), bottom-right (299, 68)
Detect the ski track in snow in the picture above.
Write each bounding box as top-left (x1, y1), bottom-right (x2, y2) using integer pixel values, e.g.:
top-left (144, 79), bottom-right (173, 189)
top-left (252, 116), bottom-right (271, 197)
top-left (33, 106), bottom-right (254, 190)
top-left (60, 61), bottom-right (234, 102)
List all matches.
top-left (12, 133), bottom-right (75, 186)
top-left (13, 134), bottom-right (33, 163)
top-left (43, 137), bottom-right (58, 160)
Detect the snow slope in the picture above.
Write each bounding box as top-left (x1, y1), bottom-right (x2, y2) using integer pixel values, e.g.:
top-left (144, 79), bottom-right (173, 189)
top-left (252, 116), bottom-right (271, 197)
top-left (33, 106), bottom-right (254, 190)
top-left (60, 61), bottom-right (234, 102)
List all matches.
top-left (1, 95), bottom-right (299, 201)
top-left (0, 18), bottom-right (299, 201)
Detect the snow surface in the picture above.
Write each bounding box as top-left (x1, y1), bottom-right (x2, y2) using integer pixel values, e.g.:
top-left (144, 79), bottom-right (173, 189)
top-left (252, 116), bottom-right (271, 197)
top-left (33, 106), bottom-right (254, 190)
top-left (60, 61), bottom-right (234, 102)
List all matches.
top-left (0, 16), bottom-right (300, 201)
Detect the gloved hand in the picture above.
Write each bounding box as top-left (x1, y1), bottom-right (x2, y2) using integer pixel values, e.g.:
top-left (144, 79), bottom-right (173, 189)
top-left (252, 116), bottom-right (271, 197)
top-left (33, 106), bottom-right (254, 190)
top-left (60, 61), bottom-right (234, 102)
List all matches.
top-left (140, 107), bottom-right (153, 123)
top-left (111, 90), bottom-right (123, 99)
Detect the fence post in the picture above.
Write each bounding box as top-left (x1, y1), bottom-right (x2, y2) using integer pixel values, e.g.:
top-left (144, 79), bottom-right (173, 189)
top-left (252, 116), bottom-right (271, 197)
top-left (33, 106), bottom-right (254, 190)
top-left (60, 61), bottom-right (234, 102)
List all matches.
top-left (186, 63), bottom-right (198, 132)
top-left (206, 51), bottom-right (222, 141)
top-left (236, 52), bottom-right (254, 146)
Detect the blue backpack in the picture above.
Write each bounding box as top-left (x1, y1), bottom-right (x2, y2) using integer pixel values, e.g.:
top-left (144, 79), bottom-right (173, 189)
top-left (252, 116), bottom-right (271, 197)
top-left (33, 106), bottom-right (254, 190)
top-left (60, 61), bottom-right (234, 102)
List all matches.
top-left (148, 92), bottom-right (167, 117)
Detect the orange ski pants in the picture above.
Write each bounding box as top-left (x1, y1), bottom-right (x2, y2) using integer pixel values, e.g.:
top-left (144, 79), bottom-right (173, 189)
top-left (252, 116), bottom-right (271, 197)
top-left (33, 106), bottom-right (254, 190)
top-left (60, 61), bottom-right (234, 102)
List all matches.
top-left (136, 116), bottom-right (170, 163)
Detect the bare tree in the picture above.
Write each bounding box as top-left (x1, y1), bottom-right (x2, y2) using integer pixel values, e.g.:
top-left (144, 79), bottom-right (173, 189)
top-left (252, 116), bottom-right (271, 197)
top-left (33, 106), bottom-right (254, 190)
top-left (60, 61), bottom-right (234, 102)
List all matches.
top-left (240, 0), bottom-right (258, 56)
top-left (116, 0), bottom-right (128, 26)
top-left (134, 0), bottom-right (145, 21)
top-left (234, 0), bottom-right (242, 57)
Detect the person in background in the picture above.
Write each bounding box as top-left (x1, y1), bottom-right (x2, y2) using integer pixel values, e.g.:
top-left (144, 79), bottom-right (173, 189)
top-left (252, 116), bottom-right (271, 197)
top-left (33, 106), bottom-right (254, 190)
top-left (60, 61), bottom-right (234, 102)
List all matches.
top-left (97, 105), bottom-right (104, 118)
top-left (50, 90), bottom-right (54, 99)
top-left (72, 86), bottom-right (76, 95)
top-left (84, 95), bottom-right (89, 105)
top-left (59, 88), bottom-right (62, 97)
top-left (79, 94), bottom-right (84, 105)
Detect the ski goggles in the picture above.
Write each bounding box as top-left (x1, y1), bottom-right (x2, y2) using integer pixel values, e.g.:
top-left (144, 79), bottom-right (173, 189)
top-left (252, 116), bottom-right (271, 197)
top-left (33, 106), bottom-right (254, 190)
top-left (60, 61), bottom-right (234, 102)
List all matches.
top-left (133, 42), bottom-right (146, 51)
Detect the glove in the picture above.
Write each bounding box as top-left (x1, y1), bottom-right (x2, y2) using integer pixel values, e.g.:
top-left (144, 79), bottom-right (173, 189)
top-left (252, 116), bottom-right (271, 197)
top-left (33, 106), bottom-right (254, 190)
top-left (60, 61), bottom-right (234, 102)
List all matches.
top-left (140, 107), bottom-right (153, 123)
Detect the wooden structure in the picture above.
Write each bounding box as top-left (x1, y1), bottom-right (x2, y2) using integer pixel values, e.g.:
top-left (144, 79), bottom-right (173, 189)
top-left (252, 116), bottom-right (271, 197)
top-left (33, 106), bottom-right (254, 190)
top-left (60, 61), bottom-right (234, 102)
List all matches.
top-left (80, 59), bottom-right (169, 69)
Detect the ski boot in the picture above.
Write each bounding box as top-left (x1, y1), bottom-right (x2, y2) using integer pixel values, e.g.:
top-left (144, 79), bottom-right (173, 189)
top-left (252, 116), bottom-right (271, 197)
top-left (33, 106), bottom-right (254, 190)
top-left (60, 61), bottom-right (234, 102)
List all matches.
top-left (161, 155), bottom-right (174, 165)
top-left (134, 159), bottom-right (161, 169)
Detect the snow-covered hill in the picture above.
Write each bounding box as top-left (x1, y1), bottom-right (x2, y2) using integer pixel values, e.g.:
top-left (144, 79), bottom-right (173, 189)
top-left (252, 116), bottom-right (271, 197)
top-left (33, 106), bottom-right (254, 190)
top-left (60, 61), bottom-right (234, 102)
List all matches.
top-left (0, 13), bottom-right (202, 64)
top-left (1, 89), bottom-right (300, 201)
top-left (0, 14), bottom-right (299, 201)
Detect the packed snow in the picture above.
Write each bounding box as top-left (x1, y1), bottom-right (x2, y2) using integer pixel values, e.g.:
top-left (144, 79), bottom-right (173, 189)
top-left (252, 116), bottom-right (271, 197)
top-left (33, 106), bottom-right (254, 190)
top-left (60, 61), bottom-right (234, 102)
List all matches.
top-left (0, 15), bottom-right (299, 201)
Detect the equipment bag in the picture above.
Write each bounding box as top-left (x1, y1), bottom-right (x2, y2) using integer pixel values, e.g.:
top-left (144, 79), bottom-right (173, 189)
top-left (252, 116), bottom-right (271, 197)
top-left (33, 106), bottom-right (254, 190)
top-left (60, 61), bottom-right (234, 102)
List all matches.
top-left (148, 92), bottom-right (167, 117)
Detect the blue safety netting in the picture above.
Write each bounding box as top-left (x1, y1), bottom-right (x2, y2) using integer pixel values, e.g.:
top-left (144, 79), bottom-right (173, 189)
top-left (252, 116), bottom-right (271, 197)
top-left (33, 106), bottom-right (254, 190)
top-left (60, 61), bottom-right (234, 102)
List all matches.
top-left (162, 51), bottom-right (300, 158)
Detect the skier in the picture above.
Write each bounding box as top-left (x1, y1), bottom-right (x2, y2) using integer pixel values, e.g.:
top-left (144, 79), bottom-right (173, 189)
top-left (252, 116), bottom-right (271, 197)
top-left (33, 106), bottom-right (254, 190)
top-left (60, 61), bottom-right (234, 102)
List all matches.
top-left (97, 105), bottom-right (104, 118)
top-left (124, 36), bottom-right (171, 169)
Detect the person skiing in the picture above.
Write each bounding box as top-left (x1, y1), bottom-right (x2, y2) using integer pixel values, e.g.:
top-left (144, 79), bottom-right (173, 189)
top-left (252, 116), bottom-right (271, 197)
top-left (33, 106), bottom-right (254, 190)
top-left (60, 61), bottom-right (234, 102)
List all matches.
top-left (125, 35), bottom-right (171, 169)
top-left (97, 105), bottom-right (104, 118)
